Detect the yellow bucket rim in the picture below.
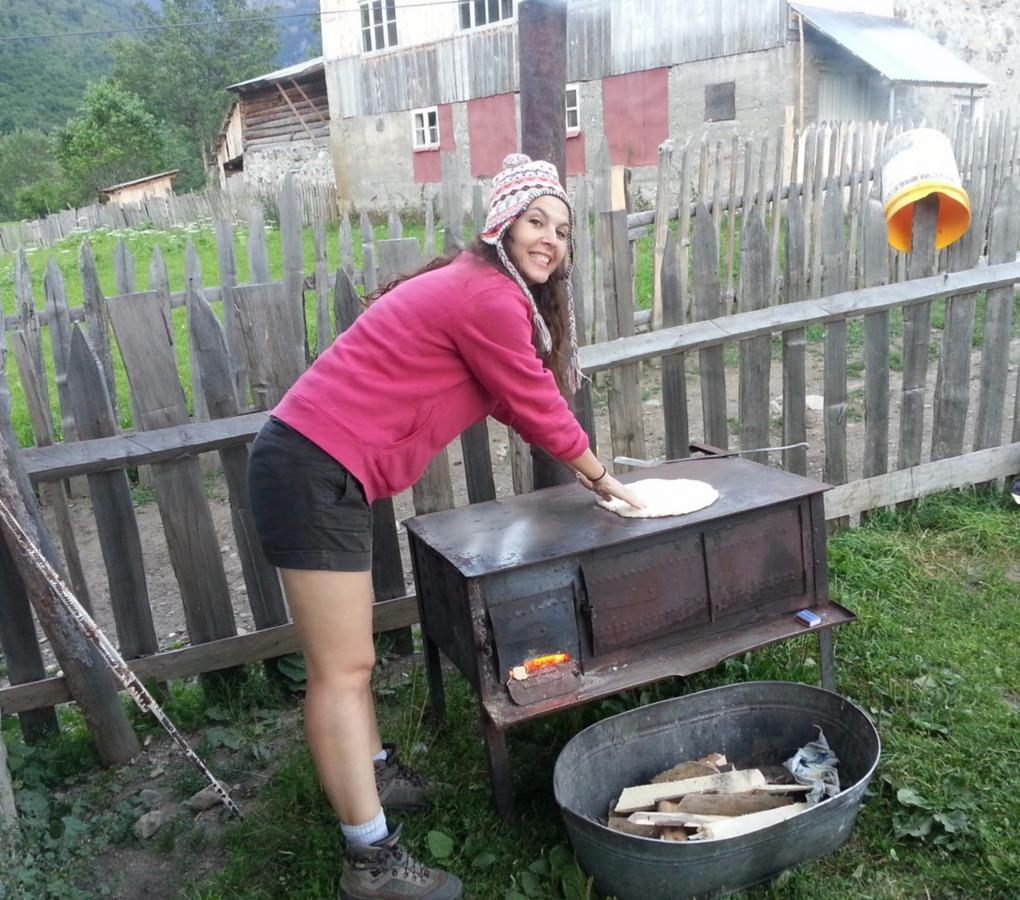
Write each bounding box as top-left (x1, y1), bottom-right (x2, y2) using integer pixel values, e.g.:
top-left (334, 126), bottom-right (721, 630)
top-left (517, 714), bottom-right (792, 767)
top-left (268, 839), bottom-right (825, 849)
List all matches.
top-left (883, 181), bottom-right (972, 252)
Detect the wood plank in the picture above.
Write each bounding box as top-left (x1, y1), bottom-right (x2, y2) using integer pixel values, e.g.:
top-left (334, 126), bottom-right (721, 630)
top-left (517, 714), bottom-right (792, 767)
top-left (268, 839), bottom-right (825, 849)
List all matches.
top-left (725, 134), bottom-right (740, 300)
top-left (897, 195), bottom-right (939, 470)
top-left (615, 770), bottom-right (768, 815)
top-left (188, 287), bottom-right (287, 632)
top-left (78, 240), bottom-right (118, 423)
top-left (690, 803), bottom-right (810, 841)
top-left (782, 192), bottom-right (807, 475)
top-left (692, 202), bottom-right (728, 450)
top-left (769, 125), bottom-right (786, 291)
top-left (604, 210), bottom-right (644, 466)
top-left (247, 205), bottom-right (271, 283)
top-left (825, 443), bottom-right (1020, 520)
top-left (0, 593), bottom-right (419, 714)
top-left (10, 331), bottom-right (93, 613)
top-left (441, 151), bottom-right (464, 253)
top-left (106, 290), bottom-right (236, 645)
top-left (676, 140), bottom-right (693, 321)
top-left (737, 207), bottom-right (771, 465)
top-left (574, 176), bottom-right (595, 345)
top-left (974, 180), bottom-right (1020, 450)
top-left (24, 411), bottom-right (268, 482)
top-left (0, 444), bottom-right (140, 764)
top-left (113, 239), bottom-right (135, 295)
top-left (0, 308), bottom-right (59, 740)
top-left (862, 197), bottom-right (891, 479)
top-left (821, 179), bottom-right (848, 488)
top-left (278, 173), bottom-right (308, 365)
top-left (578, 262), bottom-right (1020, 373)
top-left (215, 219), bottom-right (248, 405)
top-left (339, 213), bottom-right (355, 275)
top-left (660, 230), bottom-right (689, 461)
top-left (234, 282), bottom-right (306, 410)
top-left (651, 139), bottom-right (674, 330)
top-left (67, 326), bottom-right (158, 658)
top-left (183, 241), bottom-right (209, 424)
top-left (313, 221), bottom-right (332, 354)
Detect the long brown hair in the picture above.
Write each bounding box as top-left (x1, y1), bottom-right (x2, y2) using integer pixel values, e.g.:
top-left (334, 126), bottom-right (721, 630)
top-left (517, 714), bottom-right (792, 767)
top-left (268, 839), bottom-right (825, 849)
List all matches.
top-left (366, 238), bottom-right (573, 391)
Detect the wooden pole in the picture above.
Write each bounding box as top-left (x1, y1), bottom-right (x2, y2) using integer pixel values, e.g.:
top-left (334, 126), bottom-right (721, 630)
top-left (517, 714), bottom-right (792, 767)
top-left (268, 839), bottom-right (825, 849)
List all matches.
top-left (518, 0), bottom-right (575, 490)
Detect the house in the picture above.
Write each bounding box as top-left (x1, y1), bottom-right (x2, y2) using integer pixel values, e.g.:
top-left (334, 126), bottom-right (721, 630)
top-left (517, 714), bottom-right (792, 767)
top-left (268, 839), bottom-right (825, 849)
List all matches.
top-left (99, 170), bottom-right (178, 205)
top-left (316, 0), bottom-right (990, 208)
top-left (212, 56), bottom-right (333, 190)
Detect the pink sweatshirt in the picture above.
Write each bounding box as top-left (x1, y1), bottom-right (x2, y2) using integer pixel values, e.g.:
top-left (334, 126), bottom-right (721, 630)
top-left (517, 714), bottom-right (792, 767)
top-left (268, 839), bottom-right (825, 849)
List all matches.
top-left (272, 251), bottom-right (589, 503)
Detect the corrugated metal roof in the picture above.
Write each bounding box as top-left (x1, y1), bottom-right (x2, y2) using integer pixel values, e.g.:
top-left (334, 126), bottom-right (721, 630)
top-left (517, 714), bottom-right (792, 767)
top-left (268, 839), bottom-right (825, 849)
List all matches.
top-left (228, 56), bottom-right (324, 92)
top-left (791, 3), bottom-right (990, 88)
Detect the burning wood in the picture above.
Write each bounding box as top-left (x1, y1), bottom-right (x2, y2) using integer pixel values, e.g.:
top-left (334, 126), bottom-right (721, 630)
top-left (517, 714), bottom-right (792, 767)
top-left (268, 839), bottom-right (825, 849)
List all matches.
top-left (608, 746), bottom-right (834, 842)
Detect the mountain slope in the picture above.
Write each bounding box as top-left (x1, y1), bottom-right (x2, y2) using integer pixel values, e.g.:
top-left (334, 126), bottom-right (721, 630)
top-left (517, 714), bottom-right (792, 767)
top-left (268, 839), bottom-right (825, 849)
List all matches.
top-left (0, 0), bottom-right (144, 134)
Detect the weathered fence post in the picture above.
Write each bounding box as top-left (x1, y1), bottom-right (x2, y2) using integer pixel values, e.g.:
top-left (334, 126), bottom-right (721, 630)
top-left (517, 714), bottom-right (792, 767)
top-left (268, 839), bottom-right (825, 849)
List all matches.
top-left (897, 194), bottom-right (939, 471)
top-left (861, 195), bottom-right (891, 484)
top-left (187, 287), bottom-right (289, 642)
top-left (782, 192), bottom-right (808, 476)
top-left (0, 432), bottom-right (140, 765)
top-left (737, 207), bottom-right (771, 466)
top-left (692, 202), bottom-right (728, 450)
top-left (66, 327), bottom-right (158, 660)
top-left (975, 180), bottom-right (1020, 450)
top-left (660, 230), bottom-right (689, 460)
top-left (278, 174), bottom-right (309, 365)
top-left (821, 178), bottom-right (848, 492)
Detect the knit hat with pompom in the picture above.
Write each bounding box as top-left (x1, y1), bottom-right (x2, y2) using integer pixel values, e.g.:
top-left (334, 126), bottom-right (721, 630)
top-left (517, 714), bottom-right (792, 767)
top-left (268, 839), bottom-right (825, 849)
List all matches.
top-left (479, 153), bottom-right (582, 392)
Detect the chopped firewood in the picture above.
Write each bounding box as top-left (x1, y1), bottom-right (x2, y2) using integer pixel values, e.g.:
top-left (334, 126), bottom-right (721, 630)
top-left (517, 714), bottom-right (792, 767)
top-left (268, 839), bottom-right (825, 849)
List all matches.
top-left (673, 793), bottom-right (794, 816)
top-left (651, 760), bottom-right (719, 784)
top-left (754, 783), bottom-right (813, 794)
top-left (688, 802), bottom-right (809, 841)
top-left (660, 827), bottom-right (688, 842)
top-left (614, 769), bottom-right (766, 814)
top-left (607, 815), bottom-right (658, 838)
top-left (627, 811), bottom-right (729, 828)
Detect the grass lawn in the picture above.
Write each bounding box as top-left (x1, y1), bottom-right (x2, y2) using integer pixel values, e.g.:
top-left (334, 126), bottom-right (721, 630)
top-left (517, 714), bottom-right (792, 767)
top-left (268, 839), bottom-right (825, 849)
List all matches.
top-left (2, 487), bottom-right (1018, 898)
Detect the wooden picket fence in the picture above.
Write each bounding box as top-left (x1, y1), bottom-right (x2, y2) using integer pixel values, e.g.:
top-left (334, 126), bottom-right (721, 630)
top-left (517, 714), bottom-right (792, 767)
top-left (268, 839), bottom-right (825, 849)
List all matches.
top-left (3, 120), bottom-right (1020, 746)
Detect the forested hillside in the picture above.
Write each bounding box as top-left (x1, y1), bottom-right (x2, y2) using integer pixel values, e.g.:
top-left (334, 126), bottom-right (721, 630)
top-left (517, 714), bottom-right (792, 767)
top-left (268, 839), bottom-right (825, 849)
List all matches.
top-left (0, 0), bottom-right (143, 134)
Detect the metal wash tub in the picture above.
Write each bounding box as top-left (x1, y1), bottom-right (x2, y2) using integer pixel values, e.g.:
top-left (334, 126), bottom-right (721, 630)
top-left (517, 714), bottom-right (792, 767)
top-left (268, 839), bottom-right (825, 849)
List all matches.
top-left (553, 682), bottom-right (880, 900)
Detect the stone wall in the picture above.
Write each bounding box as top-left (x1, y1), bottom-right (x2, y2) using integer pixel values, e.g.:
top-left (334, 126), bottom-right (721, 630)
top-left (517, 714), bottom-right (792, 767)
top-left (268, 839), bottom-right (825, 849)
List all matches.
top-left (242, 142), bottom-right (336, 192)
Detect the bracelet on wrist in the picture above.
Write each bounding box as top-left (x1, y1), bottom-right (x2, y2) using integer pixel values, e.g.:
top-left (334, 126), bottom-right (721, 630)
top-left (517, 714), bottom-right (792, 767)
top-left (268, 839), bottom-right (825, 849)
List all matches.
top-left (591, 464), bottom-right (608, 482)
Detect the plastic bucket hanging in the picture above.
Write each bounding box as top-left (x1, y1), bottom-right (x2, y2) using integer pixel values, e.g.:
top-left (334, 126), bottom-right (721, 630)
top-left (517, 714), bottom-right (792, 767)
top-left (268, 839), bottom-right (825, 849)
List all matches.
top-left (881, 128), bottom-right (971, 252)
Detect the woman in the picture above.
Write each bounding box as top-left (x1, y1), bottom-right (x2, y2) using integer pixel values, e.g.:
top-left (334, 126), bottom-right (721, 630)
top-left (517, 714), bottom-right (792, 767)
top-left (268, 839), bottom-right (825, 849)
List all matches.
top-left (248, 154), bottom-right (642, 899)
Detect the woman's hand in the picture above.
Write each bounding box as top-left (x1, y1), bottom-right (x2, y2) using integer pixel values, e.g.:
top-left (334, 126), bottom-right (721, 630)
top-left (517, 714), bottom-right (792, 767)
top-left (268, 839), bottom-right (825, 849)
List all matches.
top-left (575, 466), bottom-right (645, 510)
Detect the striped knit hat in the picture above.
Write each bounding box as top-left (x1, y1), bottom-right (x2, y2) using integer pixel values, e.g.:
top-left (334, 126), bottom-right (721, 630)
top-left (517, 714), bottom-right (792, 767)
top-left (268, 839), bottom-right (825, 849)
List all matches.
top-left (480, 153), bottom-right (582, 392)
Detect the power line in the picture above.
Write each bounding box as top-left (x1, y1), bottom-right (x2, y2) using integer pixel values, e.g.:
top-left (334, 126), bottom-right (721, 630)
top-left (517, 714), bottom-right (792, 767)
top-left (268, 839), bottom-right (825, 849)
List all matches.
top-left (0, 1), bottom-right (484, 44)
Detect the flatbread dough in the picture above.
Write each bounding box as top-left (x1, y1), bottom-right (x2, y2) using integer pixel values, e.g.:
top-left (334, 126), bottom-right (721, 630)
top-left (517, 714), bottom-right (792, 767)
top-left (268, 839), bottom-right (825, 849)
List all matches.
top-left (596, 478), bottom-right (719, 518)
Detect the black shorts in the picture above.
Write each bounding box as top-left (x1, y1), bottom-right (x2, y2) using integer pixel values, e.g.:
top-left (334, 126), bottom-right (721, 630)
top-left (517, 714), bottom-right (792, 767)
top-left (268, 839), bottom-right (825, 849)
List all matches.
top-left (248, 417), bottom-right (373, 572)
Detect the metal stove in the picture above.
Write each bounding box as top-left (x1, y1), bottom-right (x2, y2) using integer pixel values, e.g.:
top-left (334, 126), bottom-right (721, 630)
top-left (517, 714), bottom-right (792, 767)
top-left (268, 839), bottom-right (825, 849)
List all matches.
top-left (404, 453), bottom-right (854, 816)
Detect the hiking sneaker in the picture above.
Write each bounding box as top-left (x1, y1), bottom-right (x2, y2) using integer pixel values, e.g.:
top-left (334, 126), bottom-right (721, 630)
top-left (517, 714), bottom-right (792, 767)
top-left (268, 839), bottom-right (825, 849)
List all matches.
top-left (339, 824), bottom-right (462, 900)
top-left (375, 743), bottom-right (434, 813)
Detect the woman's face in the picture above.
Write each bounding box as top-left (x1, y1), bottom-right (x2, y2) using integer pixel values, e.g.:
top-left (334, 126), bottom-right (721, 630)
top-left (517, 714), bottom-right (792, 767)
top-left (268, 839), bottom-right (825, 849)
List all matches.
top-left (505, 195), bottom-right (570, 285)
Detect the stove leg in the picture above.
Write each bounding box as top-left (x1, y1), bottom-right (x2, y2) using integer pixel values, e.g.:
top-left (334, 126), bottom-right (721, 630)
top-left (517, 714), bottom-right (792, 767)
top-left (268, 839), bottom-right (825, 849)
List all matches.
top-left (481, 710), bottom-right (514, 819)
top-left (818, 628), bottom-right (836, 691)
top-left (423, 633), bottom-right (447, 724)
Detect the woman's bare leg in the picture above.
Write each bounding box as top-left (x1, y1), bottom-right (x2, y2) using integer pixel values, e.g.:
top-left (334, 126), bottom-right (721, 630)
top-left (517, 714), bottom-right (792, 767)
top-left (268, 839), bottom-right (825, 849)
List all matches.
top-left (280, 568), bottom-right (382, 825)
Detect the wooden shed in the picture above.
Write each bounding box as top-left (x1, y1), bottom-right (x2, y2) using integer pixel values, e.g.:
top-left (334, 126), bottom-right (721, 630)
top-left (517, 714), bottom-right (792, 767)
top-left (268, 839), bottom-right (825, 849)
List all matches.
top-left (218, 56), bottom-right (332, 188)
top-left (99, 170), bottom-right (178, 205)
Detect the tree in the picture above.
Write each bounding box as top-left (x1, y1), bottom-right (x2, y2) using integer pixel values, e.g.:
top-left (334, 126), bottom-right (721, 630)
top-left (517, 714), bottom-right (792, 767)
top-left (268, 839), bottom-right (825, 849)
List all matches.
top-left (111, 0), bottom-right (279, 189)
top-left (54, 79), bottom-right (172, 204)
top-left (0, 128), bottom-right (63, 219)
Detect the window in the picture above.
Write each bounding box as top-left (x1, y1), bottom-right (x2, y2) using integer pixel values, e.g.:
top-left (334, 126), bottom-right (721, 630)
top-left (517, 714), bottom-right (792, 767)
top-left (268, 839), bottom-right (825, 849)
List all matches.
top-left (459, 0), bottom-right (514, 30)
top-left (413, 107), bottom-right (440, 149)
top-left (361, 0), bottom-right (398, 53)
top-left (565, 83), bottom-right (580, 134)
top-left (705, 81), bottom-right (736, 122)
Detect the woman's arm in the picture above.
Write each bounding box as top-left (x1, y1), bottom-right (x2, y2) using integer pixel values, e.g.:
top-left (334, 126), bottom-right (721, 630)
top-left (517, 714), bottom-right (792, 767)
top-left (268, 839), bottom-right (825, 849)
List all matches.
top-left (568, 449), bottom-right (644, 509)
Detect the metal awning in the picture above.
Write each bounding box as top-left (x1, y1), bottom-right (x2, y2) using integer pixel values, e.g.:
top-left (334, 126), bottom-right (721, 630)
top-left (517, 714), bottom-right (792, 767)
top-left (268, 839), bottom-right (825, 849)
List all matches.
top-left (228, 56), bottom-right (324, 92)
top-left (790, 3), bottom-right (990, 88)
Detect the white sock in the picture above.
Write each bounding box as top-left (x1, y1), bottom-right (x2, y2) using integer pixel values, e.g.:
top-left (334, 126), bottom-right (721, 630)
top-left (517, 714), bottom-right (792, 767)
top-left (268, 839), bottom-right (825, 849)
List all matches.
top-left (372, 747), bottom-right (388, 763)
top-left (342, 809), bottom-right (388, 846)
